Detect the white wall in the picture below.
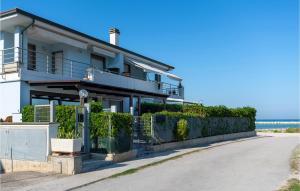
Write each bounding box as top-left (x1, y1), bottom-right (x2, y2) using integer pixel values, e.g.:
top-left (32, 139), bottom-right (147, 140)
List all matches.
top-left (0, 81), bottom-right (21, 119)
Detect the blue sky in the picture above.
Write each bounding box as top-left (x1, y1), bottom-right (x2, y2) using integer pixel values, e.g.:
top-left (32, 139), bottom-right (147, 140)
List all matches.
top-left (1, 0), bottom-right (299, 119)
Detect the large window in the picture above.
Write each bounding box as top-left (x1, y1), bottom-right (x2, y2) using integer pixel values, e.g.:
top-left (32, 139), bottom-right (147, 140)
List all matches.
top-left (91, 54), bottom-right (106, 71)
top-left (27, 44), bottom-right (36, 70)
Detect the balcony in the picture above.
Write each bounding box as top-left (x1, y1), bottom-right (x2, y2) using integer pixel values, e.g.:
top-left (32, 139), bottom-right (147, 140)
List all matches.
top-left (0, 47), bottom-right (184, 99)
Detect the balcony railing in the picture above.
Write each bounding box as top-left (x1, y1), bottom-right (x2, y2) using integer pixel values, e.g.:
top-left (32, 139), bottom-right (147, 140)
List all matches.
top-left (0, 47), bottom-right (183, 97)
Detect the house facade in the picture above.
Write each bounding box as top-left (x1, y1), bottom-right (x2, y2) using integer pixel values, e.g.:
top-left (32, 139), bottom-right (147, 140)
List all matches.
top-left (0, 8), bottom-right (184, 119)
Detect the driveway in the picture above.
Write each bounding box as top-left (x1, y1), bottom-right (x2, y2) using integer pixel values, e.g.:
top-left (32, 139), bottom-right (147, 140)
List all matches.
top-left (76, 135), bottom-right (299, 191)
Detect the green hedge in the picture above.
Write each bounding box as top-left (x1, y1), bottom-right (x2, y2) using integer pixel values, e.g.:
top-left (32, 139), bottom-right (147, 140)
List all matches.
top-left (143, 104), bottom-right (256, 131)
top-left (55, 105), bottom-right (77, 138)
top-left (141, 105), bottom-right (256, 143)
top-left (22, 102), bottom-right (103, 139)
top-left (22, 103), bottom-right (133, 153)
top-left (141, 102), bottom-right (183, 114)
top-left (22, 105), bottom-right (34, 122)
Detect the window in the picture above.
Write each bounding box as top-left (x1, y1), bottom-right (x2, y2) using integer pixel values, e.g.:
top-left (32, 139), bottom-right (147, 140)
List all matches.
top-left (31, 98), bottom-right (49, 105)
top-left (52, 51), bottom-right (63, 74)
top-left (123, 63), bottom-right (131, 77)
top-left (124, 63), bottom-right (131, 73)
top-left (91, 54), bottom-right (106, 71)
top-left (28, 44), bottom-right (36, 70)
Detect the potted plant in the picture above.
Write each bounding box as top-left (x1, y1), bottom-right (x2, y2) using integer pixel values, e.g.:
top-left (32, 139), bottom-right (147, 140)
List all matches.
top-left (51, 131), bottom-right (82, 154)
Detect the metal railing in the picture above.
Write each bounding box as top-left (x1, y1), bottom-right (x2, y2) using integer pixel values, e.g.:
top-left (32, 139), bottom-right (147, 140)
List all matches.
top-left (0, 47), bottom-right (20, 74)
top-left (0, 47), bottom-right (183, 96)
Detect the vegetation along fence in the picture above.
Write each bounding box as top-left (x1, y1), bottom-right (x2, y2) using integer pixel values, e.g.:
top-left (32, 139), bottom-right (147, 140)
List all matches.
top-left (141, 104), bottom-right (256, 144)
top-left (22, 102), bottom-right (256, 151)
top-left (22, 102), bottom-right (133, 154)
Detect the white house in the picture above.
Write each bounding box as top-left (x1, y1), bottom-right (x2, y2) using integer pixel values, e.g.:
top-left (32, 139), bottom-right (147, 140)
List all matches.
top-left (0, 8), bottom-right (184, 119)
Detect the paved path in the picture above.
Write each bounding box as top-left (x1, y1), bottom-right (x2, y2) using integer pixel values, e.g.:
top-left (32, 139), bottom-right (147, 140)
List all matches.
top-left (77, 135), bottom-right (299, 191)
top-left (1, 134), bottom-right (299, 191)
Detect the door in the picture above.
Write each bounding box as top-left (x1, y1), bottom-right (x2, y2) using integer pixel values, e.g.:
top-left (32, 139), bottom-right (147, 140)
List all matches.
top-left (27, 44), bottom-right (36, 70)
top-left (51, 51), bottom-right (63, 74)
top-left (91, 54), bottom-right (106, 71)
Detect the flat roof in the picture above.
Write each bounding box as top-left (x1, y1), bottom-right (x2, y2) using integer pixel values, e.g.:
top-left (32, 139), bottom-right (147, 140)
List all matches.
top-left (0, 8), bottom-right (174, 70)
top-left (28, 80), bottom-right (169, 98)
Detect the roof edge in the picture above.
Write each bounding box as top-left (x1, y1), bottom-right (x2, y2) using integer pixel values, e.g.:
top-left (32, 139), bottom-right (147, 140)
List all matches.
top-left (0, 8), bottom-right (174, 70)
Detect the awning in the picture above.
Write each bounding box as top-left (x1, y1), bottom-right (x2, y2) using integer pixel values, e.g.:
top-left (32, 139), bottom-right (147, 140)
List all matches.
top-left (127, 59), bottom-right (182, 81)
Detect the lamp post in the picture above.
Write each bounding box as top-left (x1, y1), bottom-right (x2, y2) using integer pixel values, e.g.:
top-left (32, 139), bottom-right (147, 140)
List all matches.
top-left (78, 89), bottom-right (89, 153)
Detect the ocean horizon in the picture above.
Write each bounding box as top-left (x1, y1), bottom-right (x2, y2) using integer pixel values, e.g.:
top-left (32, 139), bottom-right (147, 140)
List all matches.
top-left (255, 119), bottom-right (300, 129)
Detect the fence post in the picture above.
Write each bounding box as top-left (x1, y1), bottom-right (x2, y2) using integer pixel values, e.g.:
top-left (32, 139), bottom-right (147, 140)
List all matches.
top-left (75, 107), bottom-right (78, 135)
top-left (150, 115), bottom-right (154, 145)
top-left (50, 101), bottom-right (56, 122)
top-left (83, 103), bottom-right (91, 153)
top-left (108, 114), bottom-right (112, 153)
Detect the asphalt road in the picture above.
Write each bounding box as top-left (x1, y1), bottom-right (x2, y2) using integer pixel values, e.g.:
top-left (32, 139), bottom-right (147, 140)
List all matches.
top-left (76, 136), bottom-right (299, 191)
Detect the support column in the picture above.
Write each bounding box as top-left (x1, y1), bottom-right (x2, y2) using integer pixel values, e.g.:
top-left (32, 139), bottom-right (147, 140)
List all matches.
top-left (137, 96), bottom-right (141, 116)
top-left (22, 30), bottom-right (28, 68)
top-left (163, 98), bottom-right (167, 110)
top-left (14, 26), bottom-right (22, 64)
top-left (0, 32), bottom-right (4, 72)
top-left (129, 95), bottom-right (134, 115)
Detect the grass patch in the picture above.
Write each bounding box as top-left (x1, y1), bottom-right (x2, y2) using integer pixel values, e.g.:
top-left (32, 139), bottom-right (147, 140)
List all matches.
top-left (286, 128), bottom-right (300, 133)
top-left (257, 128), bottom-right (300, 133)
top-left (290, 145), bottom-right (300, 174)
top-left (278, 179), bottom-right (300, 191)
top-left (278, 144), bottom-right (300, 191)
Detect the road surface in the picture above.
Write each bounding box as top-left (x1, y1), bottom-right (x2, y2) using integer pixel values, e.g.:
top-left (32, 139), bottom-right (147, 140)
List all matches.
top-left (76, 135), bottom-right (299, 191)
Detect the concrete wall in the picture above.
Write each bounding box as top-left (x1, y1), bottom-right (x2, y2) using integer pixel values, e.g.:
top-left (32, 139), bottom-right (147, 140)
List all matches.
top-left (0, 155), bottom-right (82, 175)
top-left (147, 131), bottom-right (257, 152)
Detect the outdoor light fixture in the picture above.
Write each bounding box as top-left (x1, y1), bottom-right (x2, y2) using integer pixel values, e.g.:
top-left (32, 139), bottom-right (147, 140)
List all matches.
top-left (79, 89), bottom-right (88, 106)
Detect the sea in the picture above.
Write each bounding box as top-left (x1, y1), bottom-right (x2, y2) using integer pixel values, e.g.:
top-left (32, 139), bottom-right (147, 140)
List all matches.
top-left (255, 119), bottom-right (300, 129)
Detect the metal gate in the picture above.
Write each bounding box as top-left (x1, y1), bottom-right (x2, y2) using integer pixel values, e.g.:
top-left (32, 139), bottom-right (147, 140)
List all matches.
top-left (0, 127), bottom-right (48, 161)
top-left (132, 116), bottom-right (153, 150)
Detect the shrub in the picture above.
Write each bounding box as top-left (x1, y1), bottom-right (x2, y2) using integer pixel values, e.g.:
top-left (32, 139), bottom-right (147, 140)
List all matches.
top-left (22, 105), bottom-right (77, 138)
top-left (175, 119), bottom-right (189, 141)
top-left (183, 104), bottom-right (207, 117)
top-left (90, 101), bottom-right (103, 113)
top-left (22, 105), bottom-right (34, 122)
top-left (55, 105), bottom-right (76, 138)
top-left (205, 105), bottom-right (232, 117)
top-left (141, 102), bottom-right (182, 114)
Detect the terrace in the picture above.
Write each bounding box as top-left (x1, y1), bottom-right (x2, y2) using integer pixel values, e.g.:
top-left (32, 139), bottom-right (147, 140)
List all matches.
top-left (0, 47), bottom-right (184, 99)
